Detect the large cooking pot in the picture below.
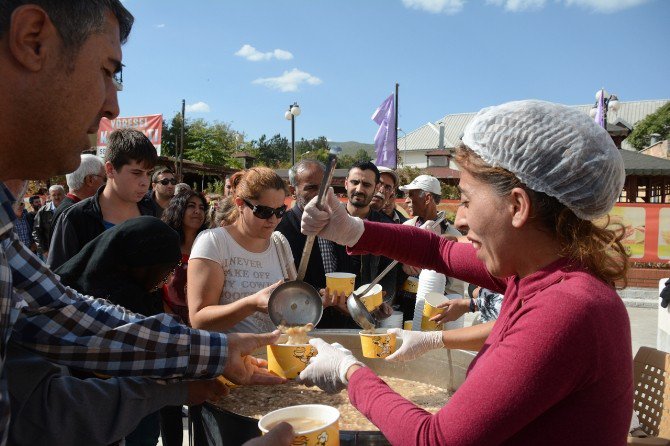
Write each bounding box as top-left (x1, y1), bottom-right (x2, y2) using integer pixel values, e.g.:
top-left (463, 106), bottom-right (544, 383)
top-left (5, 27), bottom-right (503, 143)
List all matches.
top-left (196, 330), bottom-right (476, 446)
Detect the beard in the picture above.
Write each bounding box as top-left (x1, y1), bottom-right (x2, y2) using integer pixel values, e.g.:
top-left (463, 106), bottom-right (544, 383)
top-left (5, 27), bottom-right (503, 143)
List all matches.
top-left (369, 194), bottom-right (385, 212)
top-left (348, 192), bottom-right (370, 208)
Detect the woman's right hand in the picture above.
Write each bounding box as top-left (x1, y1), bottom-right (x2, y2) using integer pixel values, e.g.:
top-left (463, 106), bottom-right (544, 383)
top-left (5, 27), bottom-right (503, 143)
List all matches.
top-left (301, 188), bottom-right (365, 247)
top-left (251, 280), bottom-right (283, 313)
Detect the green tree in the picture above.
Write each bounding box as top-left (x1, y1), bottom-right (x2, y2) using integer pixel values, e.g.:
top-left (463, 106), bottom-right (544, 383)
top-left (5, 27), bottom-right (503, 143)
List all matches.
top-left (184, 119), bottom-right (238, 166)
top-left (251, 134), bottom-right (291, 167)
top-left (627, 102), bottom-right (670, 150)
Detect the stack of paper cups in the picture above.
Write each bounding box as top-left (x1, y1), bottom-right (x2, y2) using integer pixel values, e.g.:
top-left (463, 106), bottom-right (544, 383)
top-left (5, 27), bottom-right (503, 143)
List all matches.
top-left (413, 269), bottom-right (447, 331)
top-left (378, 311), bottom-right (403, 329)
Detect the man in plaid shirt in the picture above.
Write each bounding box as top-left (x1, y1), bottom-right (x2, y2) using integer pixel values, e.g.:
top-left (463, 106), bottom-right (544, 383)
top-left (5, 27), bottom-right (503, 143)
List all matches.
top-left (0, 2), bottom-right (286, 445)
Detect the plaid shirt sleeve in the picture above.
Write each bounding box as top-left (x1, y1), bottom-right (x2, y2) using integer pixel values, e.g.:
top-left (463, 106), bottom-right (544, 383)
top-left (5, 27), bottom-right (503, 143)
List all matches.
top-left (6, 231), bottom-right (228, 378)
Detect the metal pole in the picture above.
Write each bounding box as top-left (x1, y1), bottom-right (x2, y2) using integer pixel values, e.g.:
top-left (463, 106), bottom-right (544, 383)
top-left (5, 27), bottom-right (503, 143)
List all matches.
top-left (394, 83), bottom-right (399, 170)
top-left (291, 114), bottom-right (296, 166)
top-left (179, 99), bottom-right (185, 182)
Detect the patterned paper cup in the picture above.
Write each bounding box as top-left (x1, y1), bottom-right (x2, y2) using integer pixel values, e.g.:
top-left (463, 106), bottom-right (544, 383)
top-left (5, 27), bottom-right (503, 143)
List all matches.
top-left (355, 284), bottom-right (383, 311)
top-left (267, 343), bottom-right (316, 379)
top-left (326, 272), bottom-right (356, 296)
top-left (258, 404), bottom-right (340, 446)
top-left (359, 329), bottom-right (397, 359)
top-left (421, 292), bottom-right (446, 331)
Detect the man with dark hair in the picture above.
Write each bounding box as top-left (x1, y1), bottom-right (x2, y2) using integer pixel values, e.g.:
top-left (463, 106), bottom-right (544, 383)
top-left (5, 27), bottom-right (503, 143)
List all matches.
top-left (48, 128), bottom-right (159, 268)
top-left (277, 160), bottom-right (356, 328)
top-left (342, 161), bottom-right (399, 312)
top-left (0, 3), bottom-right (286, 444)
top-left (149, 166), bottom-right (176, 217)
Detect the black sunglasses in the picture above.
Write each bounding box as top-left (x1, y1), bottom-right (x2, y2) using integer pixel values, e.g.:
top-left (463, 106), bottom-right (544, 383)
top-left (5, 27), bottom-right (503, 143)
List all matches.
top-left (242, 198), bottom-right (287, 220)
top-left (157, 178), bottom-right (177, 186)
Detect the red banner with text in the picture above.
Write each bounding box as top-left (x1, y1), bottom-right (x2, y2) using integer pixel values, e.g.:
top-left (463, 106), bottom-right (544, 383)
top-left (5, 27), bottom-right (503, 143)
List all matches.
top-left (97, 114), bottom-right (163, 157)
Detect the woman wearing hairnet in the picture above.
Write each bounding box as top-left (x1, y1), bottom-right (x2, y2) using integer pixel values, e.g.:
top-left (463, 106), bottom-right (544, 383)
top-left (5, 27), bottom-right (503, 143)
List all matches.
top-left (299, 100), bottom-right (631, 445)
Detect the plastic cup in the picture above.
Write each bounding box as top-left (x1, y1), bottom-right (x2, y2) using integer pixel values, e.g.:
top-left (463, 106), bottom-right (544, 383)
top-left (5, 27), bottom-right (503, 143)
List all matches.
top-left (359, 329), bottom-right (397, 359)
top-left (421, 292), bottom-right (446, 331)
top-left (258, 404), bottom-right (340, 445)
top-left (354, 284), bottom-right (383, 311)
top-left (267, 343), bottom-right (316, 379)
top-left (325, 272), bottom-right (356, 296)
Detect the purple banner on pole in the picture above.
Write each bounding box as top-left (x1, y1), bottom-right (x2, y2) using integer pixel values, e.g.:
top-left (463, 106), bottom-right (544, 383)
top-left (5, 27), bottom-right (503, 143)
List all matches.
top-left (371, 93), bottom-right (396, 168)
top-left (594, 89), bottom-right (605, 128)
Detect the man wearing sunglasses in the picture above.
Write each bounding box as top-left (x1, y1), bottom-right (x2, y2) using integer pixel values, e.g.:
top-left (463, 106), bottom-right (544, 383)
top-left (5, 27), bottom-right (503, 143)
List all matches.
top-left (149, 166), bottom-right (176, 217)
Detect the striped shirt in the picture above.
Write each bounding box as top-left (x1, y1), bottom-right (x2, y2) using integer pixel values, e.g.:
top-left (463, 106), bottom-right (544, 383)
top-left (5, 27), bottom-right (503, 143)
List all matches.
top-left (0, 181), bottom-right (228, 446)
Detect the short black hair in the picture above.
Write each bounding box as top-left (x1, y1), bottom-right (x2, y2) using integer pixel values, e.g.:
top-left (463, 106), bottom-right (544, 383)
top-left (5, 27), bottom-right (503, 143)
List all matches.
top-left (105, 129), bottom-right (157, 171)
top-left (152, 166), bottom-right (175, 183)
top-left (29, 195), bottom-right (41, 205)
top-left (348, 161), bottom-right (380, 183)
top-left (0, 1), bottom-right (133, 57)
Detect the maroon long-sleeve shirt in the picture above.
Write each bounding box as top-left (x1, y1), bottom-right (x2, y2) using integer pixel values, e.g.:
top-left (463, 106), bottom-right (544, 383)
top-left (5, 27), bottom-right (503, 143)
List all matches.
top-left (347, 221), bottom-right (632, 445)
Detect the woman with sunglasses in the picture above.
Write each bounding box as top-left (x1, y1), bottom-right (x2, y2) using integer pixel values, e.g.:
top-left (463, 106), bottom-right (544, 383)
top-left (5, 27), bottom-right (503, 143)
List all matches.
top-left (188, 167), bottom-right (291, 334)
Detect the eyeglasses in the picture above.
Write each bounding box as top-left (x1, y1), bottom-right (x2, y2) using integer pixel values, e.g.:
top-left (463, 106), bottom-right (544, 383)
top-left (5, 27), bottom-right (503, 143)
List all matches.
top-left (153, 260), bottom-right (182, 291)
top-left (112, 64), bottom-right (124, 92)
top-left (242, 198), bottom-right (287, 220)
top-left (157, 178), bottom-right (177, 186)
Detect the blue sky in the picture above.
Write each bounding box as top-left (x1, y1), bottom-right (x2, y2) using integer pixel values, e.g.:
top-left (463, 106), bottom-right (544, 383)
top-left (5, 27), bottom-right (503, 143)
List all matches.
top-left (118, 0), bottom-right (669, 144)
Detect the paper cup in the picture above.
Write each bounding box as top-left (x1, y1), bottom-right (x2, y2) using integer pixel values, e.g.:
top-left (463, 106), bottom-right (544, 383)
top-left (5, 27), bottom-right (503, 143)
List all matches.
top-left (259, 404), bottom-right (340, 446)
top-left (359, 329), bottom-right (397, 359)
top-left (355, 284), bottom-right (383, 311)
top-left (402, 276), bottom-right (419, 293)
top-left (325, 272), bottom-right (356, 296)
top-left (403, 320), bottom-right (413, 330)
top-left (267, 343), bottom-right (316, 379)
top-left (421, 292), bottom-right (446, 331)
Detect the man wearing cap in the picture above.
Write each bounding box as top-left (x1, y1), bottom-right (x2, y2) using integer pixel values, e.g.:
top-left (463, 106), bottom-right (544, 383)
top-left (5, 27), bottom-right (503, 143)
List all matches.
top-left (399, 175), bottom-right (464, 296)
top-left (370, 166), bottom-right (407, 224)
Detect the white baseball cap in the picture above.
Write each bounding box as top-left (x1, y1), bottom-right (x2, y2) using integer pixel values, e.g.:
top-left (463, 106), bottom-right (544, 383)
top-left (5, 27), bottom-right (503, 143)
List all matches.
top-left (377, 166), bottom-right (399, 187)
top-left (399, 175), bottom-right (441, 195)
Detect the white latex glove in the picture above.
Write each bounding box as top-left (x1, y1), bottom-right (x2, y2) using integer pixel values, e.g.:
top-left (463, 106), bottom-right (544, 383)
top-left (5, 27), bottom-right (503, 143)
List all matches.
top-left (384, 329), bottom-right (445, 362)
top-left (298, 338), bottom-right (365, 393)
top-left (301, 188), bottom-right (364, 247)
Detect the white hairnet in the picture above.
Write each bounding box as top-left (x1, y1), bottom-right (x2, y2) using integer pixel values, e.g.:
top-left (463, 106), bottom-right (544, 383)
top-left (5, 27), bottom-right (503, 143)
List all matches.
top-left (461, 100), bottom-right (624, 220)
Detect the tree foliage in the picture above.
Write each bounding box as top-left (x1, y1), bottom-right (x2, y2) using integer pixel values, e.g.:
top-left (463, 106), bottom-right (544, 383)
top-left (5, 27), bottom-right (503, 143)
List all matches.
top-left (250, 134), bottom-right (291, 167)
top-left (627, 102), bottom-right (670, 150)
top-left (395, 166), bottom-right (459, 199)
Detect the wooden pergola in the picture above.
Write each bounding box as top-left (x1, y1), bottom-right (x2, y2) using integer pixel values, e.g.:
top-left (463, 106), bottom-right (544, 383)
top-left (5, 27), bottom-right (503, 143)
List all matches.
top-left (618, 149), bottom-right (670, 203)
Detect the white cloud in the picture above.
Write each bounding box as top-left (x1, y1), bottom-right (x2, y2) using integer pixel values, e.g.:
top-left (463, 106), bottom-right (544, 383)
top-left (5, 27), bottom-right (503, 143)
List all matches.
top-left (487, 0), bottom-right (649, 12)
top-left (155, 23), bottom-right (166, 28)
top-left (185, 101), bottom-right (211, 113)
top-left (401, 0), bottom-right (465, 14)
top-left (563, 0), bottom-right (650, 13)
top-left (486, 0), bottom-right (545, 11)
top-left (252, 68), bottom-right (322, 93)
top-left (235, 44), bottom-right (294, 62)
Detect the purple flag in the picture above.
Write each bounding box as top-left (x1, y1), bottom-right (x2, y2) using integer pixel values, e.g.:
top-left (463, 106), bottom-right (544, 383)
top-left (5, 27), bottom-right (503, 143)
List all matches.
top-left (371, 93), bottom-right (396, 168)
top-left (594, 89), bottom-right (605, 128)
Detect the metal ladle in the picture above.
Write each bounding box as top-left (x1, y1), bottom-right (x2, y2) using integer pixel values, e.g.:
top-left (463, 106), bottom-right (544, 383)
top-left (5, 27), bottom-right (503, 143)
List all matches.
top-left (267, 147), bottom-right (340, 327)
top-left (346, 211), bottom-right (447, 330)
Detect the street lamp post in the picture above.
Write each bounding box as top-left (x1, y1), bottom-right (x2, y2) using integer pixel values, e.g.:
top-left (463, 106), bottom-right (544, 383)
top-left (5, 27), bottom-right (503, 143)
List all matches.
top-left (589, 89), bottom-right (620, 129)
top-left (284, 102), bottom-right (301, 165)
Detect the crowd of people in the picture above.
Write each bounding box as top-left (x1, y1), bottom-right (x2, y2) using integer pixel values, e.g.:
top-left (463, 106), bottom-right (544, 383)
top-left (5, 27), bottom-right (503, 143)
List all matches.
top-left (0, 1), bottom-right (642, 446)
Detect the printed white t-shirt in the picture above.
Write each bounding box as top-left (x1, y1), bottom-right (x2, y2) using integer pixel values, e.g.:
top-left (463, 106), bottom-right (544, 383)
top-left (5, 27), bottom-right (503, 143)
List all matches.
top-left (190, 227), bottom-right (288, 334)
